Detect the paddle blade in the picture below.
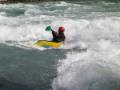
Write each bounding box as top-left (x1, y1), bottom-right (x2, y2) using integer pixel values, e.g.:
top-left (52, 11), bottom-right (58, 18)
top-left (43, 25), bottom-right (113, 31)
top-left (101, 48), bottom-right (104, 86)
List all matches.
top-left (45, 26), bottom-right (52, 31)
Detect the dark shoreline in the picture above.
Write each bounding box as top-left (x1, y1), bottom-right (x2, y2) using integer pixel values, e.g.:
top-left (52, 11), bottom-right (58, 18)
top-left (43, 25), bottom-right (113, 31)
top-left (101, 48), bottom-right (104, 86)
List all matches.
top-left (0, 0), bottom-right (120, 4)
top-left (0, 0), bottom-right (60, 4)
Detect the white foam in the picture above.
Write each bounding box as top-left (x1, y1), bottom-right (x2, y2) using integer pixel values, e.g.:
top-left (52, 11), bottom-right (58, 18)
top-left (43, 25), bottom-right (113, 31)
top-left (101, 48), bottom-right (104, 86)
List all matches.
top-left (52, 40), bottom-right (120, 90)
top-left (0, 13), bottom-right (120, 50)
top-left (49, 11), bottom-right (120, 90)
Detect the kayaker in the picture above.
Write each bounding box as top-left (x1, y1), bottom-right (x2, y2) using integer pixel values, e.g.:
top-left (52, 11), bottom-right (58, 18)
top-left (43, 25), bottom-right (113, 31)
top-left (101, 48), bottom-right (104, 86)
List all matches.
top-left (51, 26), bottom-right (65, 42)
top-left (46, 26), bottom-right (65, 42)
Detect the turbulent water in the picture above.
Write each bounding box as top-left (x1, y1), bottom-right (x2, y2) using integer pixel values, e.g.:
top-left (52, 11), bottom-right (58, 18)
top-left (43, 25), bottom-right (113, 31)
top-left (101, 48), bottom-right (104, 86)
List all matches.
top-left (0, 1), bottom-right (120, 90)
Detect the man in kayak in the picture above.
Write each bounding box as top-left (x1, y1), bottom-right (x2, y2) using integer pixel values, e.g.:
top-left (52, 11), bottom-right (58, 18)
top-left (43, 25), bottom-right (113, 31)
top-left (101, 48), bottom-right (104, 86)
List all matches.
top-left (51, 26), bottom-right (65, 42)
top-left (46, 26), bottom-right (65, 42)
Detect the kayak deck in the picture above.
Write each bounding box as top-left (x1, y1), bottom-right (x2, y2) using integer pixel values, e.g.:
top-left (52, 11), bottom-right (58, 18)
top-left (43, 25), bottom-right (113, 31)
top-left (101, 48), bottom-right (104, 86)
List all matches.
top-left (35, 40), bottom-right (63, 48)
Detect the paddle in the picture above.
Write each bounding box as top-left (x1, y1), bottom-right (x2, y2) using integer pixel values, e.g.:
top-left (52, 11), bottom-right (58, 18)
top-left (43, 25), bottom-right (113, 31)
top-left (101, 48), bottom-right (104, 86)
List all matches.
top-left (45, 26), bottom-right (52, 31)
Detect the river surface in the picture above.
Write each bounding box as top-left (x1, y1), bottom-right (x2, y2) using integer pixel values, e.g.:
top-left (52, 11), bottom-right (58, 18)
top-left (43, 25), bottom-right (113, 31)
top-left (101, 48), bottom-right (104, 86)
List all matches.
top-left (0, 1), bottom-right (120, 90)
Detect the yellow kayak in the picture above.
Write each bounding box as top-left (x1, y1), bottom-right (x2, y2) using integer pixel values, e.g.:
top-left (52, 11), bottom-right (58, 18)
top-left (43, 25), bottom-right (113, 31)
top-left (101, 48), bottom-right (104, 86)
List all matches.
top-left (34, 40), bottom-right (63, 48)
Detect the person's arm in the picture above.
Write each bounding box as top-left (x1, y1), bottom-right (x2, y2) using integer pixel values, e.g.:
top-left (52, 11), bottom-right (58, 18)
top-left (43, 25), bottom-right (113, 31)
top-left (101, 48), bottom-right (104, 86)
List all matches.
top-left (51, 30), bottom-right (58, 38)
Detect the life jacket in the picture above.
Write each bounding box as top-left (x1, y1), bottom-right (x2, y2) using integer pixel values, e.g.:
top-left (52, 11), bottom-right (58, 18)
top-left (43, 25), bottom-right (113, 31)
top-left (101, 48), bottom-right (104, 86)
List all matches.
top-left (52, 30), bottom-right (65, 42)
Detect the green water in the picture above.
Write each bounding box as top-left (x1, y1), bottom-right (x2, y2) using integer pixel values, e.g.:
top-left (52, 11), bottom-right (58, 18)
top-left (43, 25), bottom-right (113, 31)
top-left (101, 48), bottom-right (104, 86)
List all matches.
top-left (0, 44), bottom-right (66, 89)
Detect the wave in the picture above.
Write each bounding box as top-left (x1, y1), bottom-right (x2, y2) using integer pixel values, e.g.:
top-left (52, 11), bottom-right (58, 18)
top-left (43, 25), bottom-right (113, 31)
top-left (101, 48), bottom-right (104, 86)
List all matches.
top-left (52, 16), bottom-right (120, 89)
top-left (0, 12), bottom-right (120, 49)
top-left (52, 47), bottom-right (120, 90)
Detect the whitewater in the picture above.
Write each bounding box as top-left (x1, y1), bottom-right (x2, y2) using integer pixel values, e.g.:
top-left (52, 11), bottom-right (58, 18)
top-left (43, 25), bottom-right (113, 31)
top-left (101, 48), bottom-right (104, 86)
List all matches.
top-left (0, 1), bottom-right (120, 90)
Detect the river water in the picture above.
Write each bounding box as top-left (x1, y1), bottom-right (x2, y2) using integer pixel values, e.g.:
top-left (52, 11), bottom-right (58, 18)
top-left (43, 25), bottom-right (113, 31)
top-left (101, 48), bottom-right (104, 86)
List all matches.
top-left (0, 1), bottom-right (120, 90)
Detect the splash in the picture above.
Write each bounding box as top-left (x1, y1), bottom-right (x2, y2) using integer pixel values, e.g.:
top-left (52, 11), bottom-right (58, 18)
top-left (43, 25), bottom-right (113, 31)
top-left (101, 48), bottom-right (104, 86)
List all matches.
top-left (52, 40), bottom-right (120, 90)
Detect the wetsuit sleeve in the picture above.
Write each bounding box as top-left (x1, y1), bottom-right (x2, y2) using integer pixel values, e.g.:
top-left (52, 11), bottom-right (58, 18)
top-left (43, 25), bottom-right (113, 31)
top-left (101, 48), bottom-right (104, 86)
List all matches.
top-left (52, 30), bottom-right (58, 38)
